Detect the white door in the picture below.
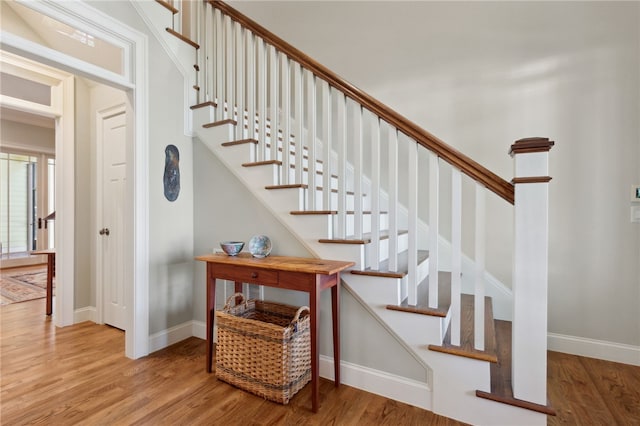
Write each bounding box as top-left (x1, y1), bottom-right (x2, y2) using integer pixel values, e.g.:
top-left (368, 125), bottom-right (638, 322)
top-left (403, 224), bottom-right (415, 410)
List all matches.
top-left (100, 109), bottom-right (127, 330)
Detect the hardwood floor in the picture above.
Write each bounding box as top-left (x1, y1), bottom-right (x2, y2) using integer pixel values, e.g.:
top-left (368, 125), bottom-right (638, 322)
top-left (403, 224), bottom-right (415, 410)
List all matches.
top-left (1, 298), bottom-right (639, 425)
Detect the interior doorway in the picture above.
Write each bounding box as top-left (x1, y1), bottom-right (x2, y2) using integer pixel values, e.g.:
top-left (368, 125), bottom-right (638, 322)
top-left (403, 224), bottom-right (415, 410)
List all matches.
top-left (1, 0), bottom-right (150, 358)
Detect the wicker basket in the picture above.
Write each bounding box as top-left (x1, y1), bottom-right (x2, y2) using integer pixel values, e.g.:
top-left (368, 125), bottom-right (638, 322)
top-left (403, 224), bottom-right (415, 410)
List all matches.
top-left (215, 293), bottom-right (311, 404)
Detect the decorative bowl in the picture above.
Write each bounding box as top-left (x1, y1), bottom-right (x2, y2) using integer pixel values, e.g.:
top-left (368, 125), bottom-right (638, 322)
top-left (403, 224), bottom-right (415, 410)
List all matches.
top-left (220, 241), bottom-right (244, 256)
top-left (248, 235), bottom-right (272, 258)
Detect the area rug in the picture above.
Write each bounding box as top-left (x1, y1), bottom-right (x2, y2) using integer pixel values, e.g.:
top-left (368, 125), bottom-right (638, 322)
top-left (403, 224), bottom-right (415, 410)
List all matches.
top-left (0, 269), bottom-right (52, 306)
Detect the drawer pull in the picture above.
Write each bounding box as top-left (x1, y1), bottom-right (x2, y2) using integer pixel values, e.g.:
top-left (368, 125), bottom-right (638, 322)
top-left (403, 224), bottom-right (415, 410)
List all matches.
top-left (251, 272), bottom-right (258, 278)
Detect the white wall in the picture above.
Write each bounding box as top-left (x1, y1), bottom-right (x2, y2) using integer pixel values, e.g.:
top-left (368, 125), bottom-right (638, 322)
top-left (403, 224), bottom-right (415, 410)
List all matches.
top-left (0, 119), bottom-right (54, 153)
top-left (82, 1), bottom-right (196, 335)
top-left (230, 1), bottom-right (640, 349)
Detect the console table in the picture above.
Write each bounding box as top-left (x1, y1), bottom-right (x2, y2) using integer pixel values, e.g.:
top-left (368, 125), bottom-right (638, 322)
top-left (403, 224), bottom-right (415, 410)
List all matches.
top-left (32, 249), bottom-right (55, 315)
top-left (195, 253), bottom-right (354, 412)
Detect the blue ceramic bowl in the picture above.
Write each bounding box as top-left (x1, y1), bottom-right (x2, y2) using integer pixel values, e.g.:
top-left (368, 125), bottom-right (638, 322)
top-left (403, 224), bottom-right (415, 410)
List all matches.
top-left (220, 241), bottom-right (244, 256)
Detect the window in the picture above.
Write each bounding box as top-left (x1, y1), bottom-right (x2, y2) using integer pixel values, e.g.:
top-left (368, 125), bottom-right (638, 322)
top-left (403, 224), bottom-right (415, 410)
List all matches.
top-left (0, 151), bottom-right (55, 259)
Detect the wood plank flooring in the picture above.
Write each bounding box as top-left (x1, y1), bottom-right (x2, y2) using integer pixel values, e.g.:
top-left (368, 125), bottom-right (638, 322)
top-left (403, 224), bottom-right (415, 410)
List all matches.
top-left (0, 298), bottom-right (460, 425)
top-left (2, 297), bottom-right (639, 425)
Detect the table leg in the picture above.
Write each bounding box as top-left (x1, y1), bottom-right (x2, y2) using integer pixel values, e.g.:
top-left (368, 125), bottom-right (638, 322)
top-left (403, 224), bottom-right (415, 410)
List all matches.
top-left (332, 275), bottom-right (340, 386)
top-left (310, 281), bottom-right (320, 413)
top-left (46, 254), bottom-right (54, 316)
top-left (206, 264), bottom-right (216, 373)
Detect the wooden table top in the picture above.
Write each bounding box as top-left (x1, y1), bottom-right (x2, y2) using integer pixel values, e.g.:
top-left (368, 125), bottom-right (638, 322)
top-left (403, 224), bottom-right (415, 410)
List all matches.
top-left (32, 249), bottom-right (55, 255)
top-left (195, 253), bottom-right (354, 275)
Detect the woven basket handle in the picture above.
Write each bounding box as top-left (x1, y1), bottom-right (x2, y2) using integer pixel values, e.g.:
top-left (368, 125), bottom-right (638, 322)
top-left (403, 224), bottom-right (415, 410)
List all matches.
top-left (223, 292), bottom-right (247, 310)
top-left (291, 306), bottom-right (310, 325)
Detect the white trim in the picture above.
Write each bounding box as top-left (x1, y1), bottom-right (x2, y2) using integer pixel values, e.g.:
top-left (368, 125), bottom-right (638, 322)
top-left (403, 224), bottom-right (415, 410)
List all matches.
top-left (3, 1), bottom-right (150, 359)
top-left (54, 73), bottom-right (75, 327)
top-left (319, 355), bottom-right (432, 411)
top-left (548, 333), bottom-right (640, 366)
top-left (192, 320), bottom-right (207, 340)
top-left (74, 306), bottom-right (97, 324)
top-left (190, 320), bottom-right (433, 411)
top-left (148, 321), bottom-right (195, 353)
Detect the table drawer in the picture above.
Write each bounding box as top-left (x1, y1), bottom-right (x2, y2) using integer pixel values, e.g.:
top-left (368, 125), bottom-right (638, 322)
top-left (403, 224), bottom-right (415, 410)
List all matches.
top-left (213, 264), bottom-right (278, 286)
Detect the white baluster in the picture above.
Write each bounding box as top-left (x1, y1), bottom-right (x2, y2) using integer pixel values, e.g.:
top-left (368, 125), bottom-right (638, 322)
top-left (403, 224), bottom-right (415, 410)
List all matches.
top-left (224, 15), bottom-right (234, 120)
top-left (305, 71), bottom-right (317, 210)
top-left (321, 81), bottom-right (332, 210)
top-left (204, 4), bottom-right (213, 103)
top-left (450, 167), bottom-right (462, 346)
top-left (214, 9), bottom-right (223, 121)
top-left (269, 45), bottom-right (278, 163)
top-left (388, 126), bottom-right (399, 272)
top-left (428, 153), bottom-right (439, 309)
top-left (175, 0), bottom-right (182, 34)
top-left (474, 182), bottom-right (486, 351)
top-left (257, 37), bottom-right (267, 161)
top-left (293, 63), bottom-right (303, 185)
top-left (353, 105), bottom-right (363, 239)
top-left (369, 116), bottom-right (381, 270)
top-left (407, 140), bottom-right (418, 306)
top-left (234, 23), bottom-right (244, 140)
top-left (336, 94), bottom-right (347, 239)
top-left (246, 30), bottom-right (255, 141)
top-left (281, 53), bottom-right (291, 185)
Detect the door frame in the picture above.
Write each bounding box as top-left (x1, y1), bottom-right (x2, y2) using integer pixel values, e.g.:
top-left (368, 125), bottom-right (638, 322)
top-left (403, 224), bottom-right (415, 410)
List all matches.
top-left (0, 0), bottom-right (150, 359)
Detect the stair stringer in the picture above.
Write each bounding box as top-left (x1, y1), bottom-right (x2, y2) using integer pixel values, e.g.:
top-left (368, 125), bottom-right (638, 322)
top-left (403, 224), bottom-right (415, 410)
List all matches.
top-left (193, 114), bottom-right (544, 425)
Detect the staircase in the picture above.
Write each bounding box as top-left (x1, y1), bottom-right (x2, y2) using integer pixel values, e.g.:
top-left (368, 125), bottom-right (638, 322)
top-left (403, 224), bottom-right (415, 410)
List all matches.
top-left (145, 1), bottom-right (555, 424)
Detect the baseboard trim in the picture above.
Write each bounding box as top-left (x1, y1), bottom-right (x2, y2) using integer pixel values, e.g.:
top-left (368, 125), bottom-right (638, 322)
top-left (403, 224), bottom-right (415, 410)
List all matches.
top-left (74, 306), bottom-right (96, 324)
top-left (548, 333), bottom-right (640, 366)
top-left (192, 320), bottom-right (206, 340)
top-left (319, 355), bottom-right (432, 411)
top-left (148, 321), bottom-right (195, 353)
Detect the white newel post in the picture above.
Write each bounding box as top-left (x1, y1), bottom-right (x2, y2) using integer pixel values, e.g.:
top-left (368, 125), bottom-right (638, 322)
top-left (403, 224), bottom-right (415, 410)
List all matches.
top-left (510, 137), bottom-right (554, 406)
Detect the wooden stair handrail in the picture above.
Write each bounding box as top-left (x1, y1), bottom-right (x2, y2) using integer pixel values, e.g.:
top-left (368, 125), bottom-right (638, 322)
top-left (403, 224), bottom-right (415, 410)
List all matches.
top-left (209, 0), bottom-right (515, 204)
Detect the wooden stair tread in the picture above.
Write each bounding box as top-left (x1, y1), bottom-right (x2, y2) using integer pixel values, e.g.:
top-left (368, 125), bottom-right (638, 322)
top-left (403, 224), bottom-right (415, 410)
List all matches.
top-left (351, 249), bottom-right (428, 279)
top-left (428, 294), bottom-right (498, 363)
top-left (290, 210), bottom-right (388, 215)
top-left (475, 320), bottom-right (557, 415)
top-left (165, 28), bottom-right (199, 49)
top-left (190, 101), bottom-right (216, 110)
top-left (265, 184), bottom-right (308, 190)
top-left (203, 119), bottom-right (237, 128)
top-left (221, 139), bottom-right (258, 147)
top-left (242, 160), bottom-right (281, 167)
top-left (321, 230), bottom-right (408, 245)
top-left (155, 0), bottom-right (178, 14)
top-left (386, 271), bottom-right (451, 316)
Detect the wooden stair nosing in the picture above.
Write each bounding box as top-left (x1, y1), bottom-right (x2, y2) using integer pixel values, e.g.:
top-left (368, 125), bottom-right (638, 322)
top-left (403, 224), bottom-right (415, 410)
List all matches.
top-left (165, 28), bottom-right (200, 49)
top-left (475, 320), bottom-right (557, 416)
top-left (221, 139), bottom-right (258, 147)
top-left (242, 160), bottom-right (281, 167)
top-left (386, 271), bottom-right (451, 316)
top-left (427, 294), bottom-right (498, 363)
top-left (265, 184), bottom-right (307, 190)
top-left (191, 101), bottom-right (217, 110)
top-left (351, 249), bottom-right (429, 279)
top-left (290, 210), bottom-right (388, 215)
top-left (155, 0), bottom-right (178, 14)
top-left (320, 229), bottom-right (409, 245)
top-left (203, 119), bottom-right (237, 128)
